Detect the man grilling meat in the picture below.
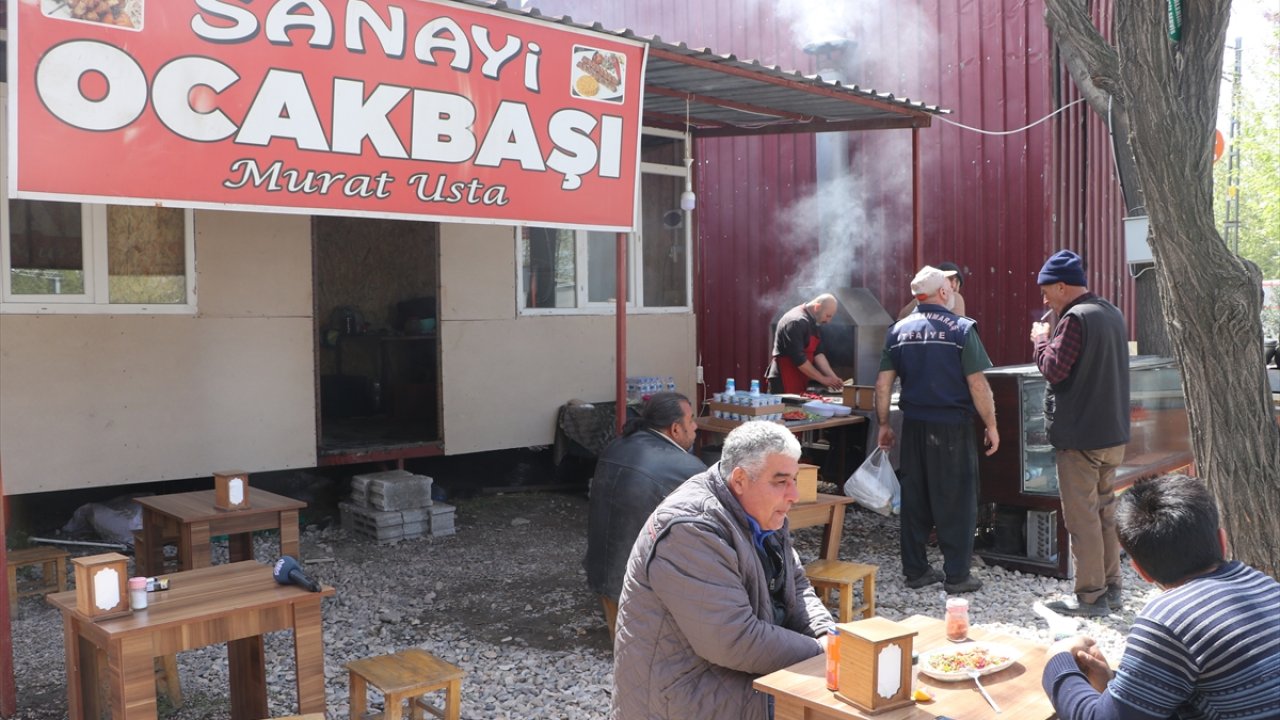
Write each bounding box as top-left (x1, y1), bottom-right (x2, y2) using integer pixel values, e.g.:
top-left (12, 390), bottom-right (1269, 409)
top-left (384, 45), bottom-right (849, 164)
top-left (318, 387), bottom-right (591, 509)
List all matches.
top-left (766, 293), bottom-right (845, 394)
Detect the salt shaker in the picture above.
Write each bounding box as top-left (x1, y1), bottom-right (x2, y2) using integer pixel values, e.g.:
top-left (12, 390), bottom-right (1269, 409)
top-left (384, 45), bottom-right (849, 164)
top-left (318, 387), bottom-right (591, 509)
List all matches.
top-left (129, 576), bottom-right (149, 610)
top-left (945, 597), bottom-right (969, 641)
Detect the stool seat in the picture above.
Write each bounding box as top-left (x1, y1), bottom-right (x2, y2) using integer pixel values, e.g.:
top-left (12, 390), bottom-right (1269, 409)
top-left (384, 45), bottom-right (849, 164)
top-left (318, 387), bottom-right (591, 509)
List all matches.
top-left (347, 648), bottom-right (464, 720)
top-left (7, 546), bottom-right (69, 614)
top-left (804, 559), bottom-right (877, 622)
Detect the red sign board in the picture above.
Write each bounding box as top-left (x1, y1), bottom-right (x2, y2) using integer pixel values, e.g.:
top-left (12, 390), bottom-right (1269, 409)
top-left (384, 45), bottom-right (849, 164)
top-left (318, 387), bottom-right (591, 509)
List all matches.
top-left (9, 0), bottom-right (646, 231)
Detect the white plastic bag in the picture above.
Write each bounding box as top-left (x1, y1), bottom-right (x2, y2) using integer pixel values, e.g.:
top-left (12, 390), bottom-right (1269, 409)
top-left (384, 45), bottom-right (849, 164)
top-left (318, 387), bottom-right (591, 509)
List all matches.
top-left (844, 447), bottom-right (900, 516)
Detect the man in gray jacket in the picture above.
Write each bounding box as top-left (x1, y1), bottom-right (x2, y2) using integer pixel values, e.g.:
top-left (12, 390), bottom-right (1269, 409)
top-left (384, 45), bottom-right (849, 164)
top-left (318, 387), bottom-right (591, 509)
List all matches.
top-left (611, 421), bottom-right (835, 720)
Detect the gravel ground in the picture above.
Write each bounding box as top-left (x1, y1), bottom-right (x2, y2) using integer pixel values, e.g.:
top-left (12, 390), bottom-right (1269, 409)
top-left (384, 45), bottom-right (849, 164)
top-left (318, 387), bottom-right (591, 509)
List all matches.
top-left (7, 486), bottom-right (1157, 718)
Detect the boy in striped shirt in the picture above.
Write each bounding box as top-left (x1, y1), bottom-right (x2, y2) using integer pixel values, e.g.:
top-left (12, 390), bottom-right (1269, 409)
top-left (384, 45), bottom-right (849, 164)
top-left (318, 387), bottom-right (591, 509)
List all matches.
top-left (1042, 473), bottom-right (1280, 719)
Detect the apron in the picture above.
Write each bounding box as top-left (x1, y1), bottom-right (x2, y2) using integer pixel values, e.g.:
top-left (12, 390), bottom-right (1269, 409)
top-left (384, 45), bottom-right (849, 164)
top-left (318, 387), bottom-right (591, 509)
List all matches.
top-left (775, 334), bottom-right (820, 394)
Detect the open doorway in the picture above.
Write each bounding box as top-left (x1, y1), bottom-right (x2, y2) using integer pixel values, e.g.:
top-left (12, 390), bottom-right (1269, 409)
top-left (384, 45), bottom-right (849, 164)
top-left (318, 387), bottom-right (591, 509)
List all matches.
top-left (313, 216), bottom-right (442, 464)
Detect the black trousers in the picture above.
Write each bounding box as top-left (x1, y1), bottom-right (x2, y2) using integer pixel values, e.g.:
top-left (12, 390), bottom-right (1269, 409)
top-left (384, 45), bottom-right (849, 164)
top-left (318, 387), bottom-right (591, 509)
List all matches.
top-left (898, 418), bottom-right (979, 583)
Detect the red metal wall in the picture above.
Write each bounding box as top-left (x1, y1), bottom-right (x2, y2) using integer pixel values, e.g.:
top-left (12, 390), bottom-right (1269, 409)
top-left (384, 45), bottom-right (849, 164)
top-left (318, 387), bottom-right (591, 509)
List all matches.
top-left (533, 0), bottom-right (1131, 389)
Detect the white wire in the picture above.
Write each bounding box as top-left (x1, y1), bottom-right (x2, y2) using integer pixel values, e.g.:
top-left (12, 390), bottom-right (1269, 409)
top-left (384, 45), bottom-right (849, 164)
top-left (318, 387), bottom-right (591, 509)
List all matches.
top-left (933, 97), bottom-right (1088, 136)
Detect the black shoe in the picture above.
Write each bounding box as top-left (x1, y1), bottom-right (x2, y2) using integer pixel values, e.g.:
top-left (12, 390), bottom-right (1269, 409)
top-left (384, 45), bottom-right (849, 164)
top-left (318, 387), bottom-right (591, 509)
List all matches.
top-left (944, 576), bottom-right (983, 594)
top-left (1104, 584), bottom-right (1123, 611)
top-left (1045, 595), bottom-right (1110, 617)
top-left (905, 568), bottom-right (944, 589)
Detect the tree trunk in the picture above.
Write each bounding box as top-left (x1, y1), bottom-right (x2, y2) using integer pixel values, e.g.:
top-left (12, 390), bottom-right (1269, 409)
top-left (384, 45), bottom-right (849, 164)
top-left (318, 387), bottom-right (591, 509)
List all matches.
top-left (1134, 267), bottom-right (1171, 356)
top-left (1047, 0), bottom-right (1280, 577)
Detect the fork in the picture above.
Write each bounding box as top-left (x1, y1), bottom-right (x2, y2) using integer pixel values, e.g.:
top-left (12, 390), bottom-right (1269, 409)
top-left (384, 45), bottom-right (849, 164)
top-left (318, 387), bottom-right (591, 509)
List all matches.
top-left (969, 670), bottom-right (1002, 713)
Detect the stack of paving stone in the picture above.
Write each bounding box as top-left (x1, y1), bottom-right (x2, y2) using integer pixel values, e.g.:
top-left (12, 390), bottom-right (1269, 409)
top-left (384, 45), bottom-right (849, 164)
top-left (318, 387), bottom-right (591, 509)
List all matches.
top-left (339, 469), bottom-right (456, 543)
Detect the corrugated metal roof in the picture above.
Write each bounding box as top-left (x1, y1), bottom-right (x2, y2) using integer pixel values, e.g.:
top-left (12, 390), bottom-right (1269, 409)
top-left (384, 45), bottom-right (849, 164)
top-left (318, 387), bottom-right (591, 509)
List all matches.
top-left (452, 0), bottom-right (948, 136)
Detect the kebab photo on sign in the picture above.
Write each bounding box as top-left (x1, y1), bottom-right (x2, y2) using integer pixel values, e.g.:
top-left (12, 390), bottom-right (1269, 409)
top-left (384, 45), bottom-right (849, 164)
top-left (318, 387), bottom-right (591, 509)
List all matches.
top-left (42, 0), bottom-right (142, 28)
top-left (571, 45), bottom-right (626, 102)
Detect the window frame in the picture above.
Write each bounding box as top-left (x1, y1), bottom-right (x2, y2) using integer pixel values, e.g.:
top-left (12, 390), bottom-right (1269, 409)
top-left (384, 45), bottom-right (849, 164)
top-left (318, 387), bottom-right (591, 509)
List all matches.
top-left (0, 84), bottom-right (198, 315)
top-left (515, 126), bottom-right (693, 317)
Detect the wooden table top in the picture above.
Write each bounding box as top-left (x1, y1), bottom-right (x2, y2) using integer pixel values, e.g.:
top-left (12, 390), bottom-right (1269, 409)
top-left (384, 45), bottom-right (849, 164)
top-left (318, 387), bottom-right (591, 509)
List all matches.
top-left (47, 561), bottom-right (333, 639)
top-left (754, 614), bottom-right (1057, 719)
top-left (788, 493), bottom-right (856, 527)
top-left (135, 488), bottom-right (306, 522)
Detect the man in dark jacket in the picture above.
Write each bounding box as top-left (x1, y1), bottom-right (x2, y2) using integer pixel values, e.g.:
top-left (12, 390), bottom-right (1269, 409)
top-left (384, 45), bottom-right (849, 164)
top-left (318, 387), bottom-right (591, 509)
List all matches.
top-left (586, 392), bottom-right (705, 635)
top-left (1031, 250), bottom-right (1131, 617)
top-left (611, 420), bottom-right (833, 720)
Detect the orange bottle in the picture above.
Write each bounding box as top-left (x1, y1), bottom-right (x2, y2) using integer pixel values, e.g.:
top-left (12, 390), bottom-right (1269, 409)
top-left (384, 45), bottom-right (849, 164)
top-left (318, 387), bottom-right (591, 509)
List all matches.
top-left (826, 627), bottom-right (840, 691)
top-left (946, 597), bottom-right (970, 642)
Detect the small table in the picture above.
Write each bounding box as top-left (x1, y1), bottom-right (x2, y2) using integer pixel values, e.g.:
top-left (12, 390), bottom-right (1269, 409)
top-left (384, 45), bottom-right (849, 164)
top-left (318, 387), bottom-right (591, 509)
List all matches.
top-left (48, 561), bottom-right (334, 720)
top-left (135, 489), bottom-right (307, 576)
top-left (788, 493), bottom-right (858, 561)
top-left (754, 614), bottom-right (1057, 719)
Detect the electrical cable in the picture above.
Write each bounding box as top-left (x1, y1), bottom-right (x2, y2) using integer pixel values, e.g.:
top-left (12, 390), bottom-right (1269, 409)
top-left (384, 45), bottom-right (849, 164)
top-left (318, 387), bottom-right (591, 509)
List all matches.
top-left (933, 97), bottom-right (1087, 136)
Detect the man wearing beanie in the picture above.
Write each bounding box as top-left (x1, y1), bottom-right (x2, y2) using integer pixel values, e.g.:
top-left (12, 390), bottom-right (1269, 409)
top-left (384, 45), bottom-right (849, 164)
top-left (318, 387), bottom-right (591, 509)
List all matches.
top-left (1030, 250), bottom-right (1130, 617)
top-left (877, 266), bottom-right (999, 594)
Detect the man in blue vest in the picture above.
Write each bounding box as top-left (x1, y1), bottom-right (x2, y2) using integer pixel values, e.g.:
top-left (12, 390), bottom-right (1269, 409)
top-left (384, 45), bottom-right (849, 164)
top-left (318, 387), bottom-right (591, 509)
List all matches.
top-left (876, 266), bottom-right (1000, 593)
top-left (1031, 250), bottom-right (1131, 617)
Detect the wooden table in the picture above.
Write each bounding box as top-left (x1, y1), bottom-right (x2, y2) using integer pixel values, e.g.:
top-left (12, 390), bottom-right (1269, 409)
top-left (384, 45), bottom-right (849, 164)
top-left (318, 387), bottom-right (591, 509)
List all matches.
top-left (788, 493), bottom-right (858, 562)
top-left (135, 489), bottom-right (306, 576)
top-left (754, 614), bottom-right (1057, 719)
top-left (47, 561), bottom-right (333, 720)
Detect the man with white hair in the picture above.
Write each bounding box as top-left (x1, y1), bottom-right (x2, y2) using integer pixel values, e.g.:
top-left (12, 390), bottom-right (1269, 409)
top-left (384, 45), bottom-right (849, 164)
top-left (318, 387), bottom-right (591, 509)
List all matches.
top-left (611, 421), bottom-right (835, 720)
top-left (876, 265), bottom-right (999, 594)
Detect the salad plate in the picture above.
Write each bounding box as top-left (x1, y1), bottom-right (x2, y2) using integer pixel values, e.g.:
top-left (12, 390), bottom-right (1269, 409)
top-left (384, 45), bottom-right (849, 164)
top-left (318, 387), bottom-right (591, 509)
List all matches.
top-left (917, 642), bottom-right (1020, 681)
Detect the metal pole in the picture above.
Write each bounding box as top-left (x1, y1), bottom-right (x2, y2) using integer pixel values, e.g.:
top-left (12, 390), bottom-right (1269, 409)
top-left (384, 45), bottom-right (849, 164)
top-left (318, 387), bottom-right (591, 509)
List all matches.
top-left (616, 232), bottom-right (628, 435)
top-left (912, 128), bottom-right (923, 269)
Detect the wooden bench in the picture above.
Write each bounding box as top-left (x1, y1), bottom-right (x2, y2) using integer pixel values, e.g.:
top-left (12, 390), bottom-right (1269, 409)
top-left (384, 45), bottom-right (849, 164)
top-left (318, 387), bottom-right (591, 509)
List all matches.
top-left (7, 546), bottom-right (69, 614)
top-left (347, 648), bottom-right (465, 720)
top-left (804, 559), bottom-right (877, 623)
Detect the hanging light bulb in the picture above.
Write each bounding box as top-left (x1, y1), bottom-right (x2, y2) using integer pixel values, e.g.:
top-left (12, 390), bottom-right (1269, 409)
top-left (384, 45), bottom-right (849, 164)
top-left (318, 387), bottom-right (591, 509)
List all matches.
top-left (680, 98), bottom-right (696, 211)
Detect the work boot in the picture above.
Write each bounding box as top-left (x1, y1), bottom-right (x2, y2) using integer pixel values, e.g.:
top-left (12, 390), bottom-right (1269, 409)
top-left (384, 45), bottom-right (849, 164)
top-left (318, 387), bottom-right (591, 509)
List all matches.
top-left (905, 567), bottom-right (944, 589)
top-left (1104, 583), bottom-right (1123, 611)
top-left (1045, 595), bottom-right (1110, 618)
top-left (944, 575), bottom-right (983, 594)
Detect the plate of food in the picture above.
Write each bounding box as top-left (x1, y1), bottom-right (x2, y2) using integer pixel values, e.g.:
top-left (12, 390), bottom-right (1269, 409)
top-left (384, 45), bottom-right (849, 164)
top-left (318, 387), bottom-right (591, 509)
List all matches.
top-left (918, 642), bottom-right (1020, 681)
top-left (571, 46), bottom-right (626, 102)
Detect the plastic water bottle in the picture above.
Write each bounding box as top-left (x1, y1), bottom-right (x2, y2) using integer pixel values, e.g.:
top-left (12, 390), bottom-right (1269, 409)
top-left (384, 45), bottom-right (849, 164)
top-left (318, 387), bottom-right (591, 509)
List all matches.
top-left (725, 378), bottom-right (736, 397)
top-left (750, 379), bottom-right (761, 396)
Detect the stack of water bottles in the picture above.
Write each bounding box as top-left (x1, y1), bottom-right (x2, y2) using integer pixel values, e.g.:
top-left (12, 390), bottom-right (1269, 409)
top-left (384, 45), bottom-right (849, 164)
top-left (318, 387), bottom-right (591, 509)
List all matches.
top-left (710, 378), bottom-right (786, 422)
top-left (626, 375), bottom-right (678, 401)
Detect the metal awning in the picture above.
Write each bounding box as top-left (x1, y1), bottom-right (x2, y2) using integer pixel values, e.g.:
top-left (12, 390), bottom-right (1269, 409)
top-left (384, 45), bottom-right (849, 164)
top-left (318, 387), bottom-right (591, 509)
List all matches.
top-left (458, 0), bottom-right (948, 137)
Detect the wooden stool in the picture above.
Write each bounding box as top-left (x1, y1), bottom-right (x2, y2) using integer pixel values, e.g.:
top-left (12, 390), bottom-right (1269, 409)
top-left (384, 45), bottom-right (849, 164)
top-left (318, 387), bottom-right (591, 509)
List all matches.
top-left (347, 648), bottom-right (465, 720)
top-left (6, 546), bottom-right (69, 613)
top-left (804, 559), bottom-right (877, 622)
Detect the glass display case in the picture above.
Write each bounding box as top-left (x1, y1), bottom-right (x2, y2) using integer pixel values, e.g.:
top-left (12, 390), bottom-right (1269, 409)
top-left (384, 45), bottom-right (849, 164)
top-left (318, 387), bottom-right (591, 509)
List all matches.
top-left (975, 356), bottom-right (1194, 578)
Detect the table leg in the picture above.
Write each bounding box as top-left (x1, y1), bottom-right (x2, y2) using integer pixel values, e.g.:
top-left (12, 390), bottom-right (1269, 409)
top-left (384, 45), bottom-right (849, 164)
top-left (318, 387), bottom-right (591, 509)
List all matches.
top-left (279, 510), bottom-right (301, 560)
top-left (183, 522), bottom-right (212, 570)
top-left (293, 600), bottom-right (327, 714)
top-left (139, 509), bottom-right (166, 577)
top-left (63, 615), bottom-right (88, 720)
top-left (820, 504), bottom-right (848, 562)
top-left (108, 634), bottom-right (157, 719)
top-left (228, 635), bottom-right (268, 720)
top-left (228, 533), bottom-right (253, 563)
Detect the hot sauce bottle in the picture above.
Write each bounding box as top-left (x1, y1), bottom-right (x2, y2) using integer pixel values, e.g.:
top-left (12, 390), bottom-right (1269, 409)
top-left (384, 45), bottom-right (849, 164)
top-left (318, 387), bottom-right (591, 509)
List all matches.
top-left (826, 627), bottom-right (840, 691)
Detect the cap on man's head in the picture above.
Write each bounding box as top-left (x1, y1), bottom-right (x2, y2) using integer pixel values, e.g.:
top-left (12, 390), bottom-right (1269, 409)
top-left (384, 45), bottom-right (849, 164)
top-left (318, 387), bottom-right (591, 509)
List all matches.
top-left (1038, 250), bottom-right (1087, 287)
top-left (938, 261), bottom-right (963, 288)
top-left (910, 266), bottom-right (948, 299)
